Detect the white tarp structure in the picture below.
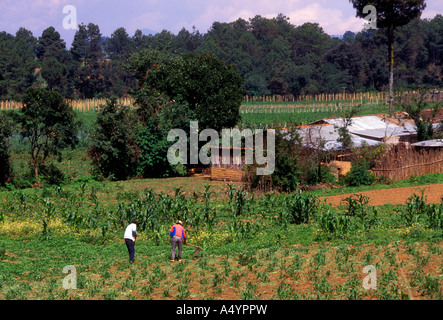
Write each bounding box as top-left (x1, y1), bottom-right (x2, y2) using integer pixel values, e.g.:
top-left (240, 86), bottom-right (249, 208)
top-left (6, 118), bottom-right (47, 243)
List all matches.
top-left (297, 115), bottom-right (418, 151)
top-left (411, 139), bottom-right (443, 148)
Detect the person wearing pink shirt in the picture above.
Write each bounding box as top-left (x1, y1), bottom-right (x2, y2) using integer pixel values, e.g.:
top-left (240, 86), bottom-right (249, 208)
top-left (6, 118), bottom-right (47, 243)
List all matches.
top-left (170, 220), bottom-right (187, 262)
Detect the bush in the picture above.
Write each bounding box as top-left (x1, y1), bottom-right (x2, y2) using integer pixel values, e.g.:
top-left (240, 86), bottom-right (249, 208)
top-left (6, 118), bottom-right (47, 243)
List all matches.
top-left (306, 164), bottom-right (336, 185)
top-left (136, 119), bottom-right (174, 178)
top-left (40, 163), bottom-right (66, 186)
top-left (345, 165), bottom-right (375, 187)
top-left (244, 127), bottom-right (300, 192)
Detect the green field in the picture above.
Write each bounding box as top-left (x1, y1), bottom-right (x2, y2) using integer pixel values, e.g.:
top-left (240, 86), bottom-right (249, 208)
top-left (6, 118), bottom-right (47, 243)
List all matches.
top-left (239, 98), bottom-right (393, 125)
top-left (1, 171), bottom-right (443, 300)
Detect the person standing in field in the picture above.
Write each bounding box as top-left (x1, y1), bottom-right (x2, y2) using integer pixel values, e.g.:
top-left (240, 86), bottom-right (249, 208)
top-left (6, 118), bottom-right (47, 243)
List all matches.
top-left (124, 220), bottom-right (138, 263)
top-left (170, 220), bottom-right (187, 262)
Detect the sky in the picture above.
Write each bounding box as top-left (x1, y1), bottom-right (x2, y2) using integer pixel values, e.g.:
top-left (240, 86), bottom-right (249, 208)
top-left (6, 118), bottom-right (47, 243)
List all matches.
top-left (0, 0), bottom-right (442, 47)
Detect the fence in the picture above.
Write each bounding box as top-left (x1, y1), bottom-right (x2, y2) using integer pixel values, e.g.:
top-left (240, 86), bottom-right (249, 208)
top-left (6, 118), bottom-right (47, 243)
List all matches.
top-left (245, 92), bottom-right (385, 103)
top-left (244, 90), bottom-right (443, 104)
top-left (371, 144), bottom-right (443, 182)
top-left (1, 90), bottom-right (441, 112)
top-left (0, 97), bottom-right (134, 112)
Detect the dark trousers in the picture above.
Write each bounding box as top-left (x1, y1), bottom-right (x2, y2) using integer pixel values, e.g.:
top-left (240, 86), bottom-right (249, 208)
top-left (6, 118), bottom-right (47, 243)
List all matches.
top-left (125, 238), bottom-right (135, 262)
top-left (171, 236), bottom-right (183, 260)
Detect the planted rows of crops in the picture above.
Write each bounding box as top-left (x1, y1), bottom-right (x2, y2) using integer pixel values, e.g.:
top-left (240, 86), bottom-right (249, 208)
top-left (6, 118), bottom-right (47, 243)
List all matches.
top-left (1, 180), bottom-right (443, 300)
top-left (1, 181), bottom-right (442, 246)
top-left (239, 102), bottom-right (392, 125)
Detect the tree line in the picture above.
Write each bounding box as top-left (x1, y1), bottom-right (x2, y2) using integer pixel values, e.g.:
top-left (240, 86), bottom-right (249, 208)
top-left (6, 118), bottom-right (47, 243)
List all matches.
top-left (1, 13), bottom-right (442, 101)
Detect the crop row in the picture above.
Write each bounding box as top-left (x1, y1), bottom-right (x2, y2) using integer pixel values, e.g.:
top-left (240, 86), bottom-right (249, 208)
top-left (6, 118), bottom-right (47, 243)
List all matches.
top-left (1, 182), bottom-right (442, 246)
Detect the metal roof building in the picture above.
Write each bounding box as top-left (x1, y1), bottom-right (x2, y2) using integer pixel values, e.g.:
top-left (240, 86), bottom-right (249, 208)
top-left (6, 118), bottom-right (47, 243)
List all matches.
top-left (298, 115), bottom-right (418, 151)
top-left (411, 139), bottom-right (443, 148)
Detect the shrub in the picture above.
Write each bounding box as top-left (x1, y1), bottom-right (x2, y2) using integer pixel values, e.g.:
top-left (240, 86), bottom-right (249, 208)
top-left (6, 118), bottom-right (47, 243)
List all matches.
top-left (244, 126), bottom-right (300, 192)
top-left (40, 163), bottom-right (66, 186)
top-left (306, 164), bottom-right (336, 185)
top-left (345, 165), bottom-right (375, 187)
top-left (136, 118), bottom-right (175, 178)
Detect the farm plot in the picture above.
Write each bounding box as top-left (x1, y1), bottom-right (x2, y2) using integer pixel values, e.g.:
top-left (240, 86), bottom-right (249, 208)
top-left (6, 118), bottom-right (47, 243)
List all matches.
top-left (239, 101), bottom-right (391, 125)
top-left (0, 180), bottom-right (442, 300)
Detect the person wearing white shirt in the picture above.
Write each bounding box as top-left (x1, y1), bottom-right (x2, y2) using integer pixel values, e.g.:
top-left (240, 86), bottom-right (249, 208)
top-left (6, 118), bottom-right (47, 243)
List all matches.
top-left (124, 220), bottom-right (138, 263)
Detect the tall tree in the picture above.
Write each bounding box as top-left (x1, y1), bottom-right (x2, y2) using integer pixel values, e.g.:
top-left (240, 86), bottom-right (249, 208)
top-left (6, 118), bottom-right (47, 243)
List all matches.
top-left (0, 29), bottom-right (37, 99)
top-left (129, 50), bottom-right (245, 132)
top-left (71, 23), bottom-right (107, 98)
top-left (37, 27), bottom-right (75, 97)
top-left (105, 27), bottom-right (133, 60)
top-left (88, 98), bottom-right (139, 180)
top-left (0, 114), bottom-right (12, 186)
top-left (18, 88), bottom-right (78, 180)
top-left (349, 0), bottom-right (426, 114)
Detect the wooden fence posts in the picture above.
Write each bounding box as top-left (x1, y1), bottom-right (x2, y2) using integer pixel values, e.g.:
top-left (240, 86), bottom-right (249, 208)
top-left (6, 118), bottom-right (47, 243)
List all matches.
top-left (1, 90), bottom-right (441, 111)
top-left (0, 97), bottom-right (134, 111)
top-left (371, 144), bottom-right (443, 182)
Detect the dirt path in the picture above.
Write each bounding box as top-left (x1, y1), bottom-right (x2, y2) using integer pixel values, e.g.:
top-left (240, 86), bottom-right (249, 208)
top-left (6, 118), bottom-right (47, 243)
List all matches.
top-left (320, 183), bottom-right (443, 206)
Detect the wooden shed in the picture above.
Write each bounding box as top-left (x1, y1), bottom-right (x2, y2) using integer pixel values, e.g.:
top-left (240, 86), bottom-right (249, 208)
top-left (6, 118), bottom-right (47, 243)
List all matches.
top-left (210, 146), bottom-right (251, 182)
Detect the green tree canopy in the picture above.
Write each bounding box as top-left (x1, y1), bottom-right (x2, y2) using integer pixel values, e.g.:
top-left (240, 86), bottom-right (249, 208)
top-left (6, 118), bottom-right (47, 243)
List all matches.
top-left (37, 27), bottom-right (76, 97)
top-left (0, 113), bottom-right (12, 186)
top-left (129, 50), bottom-right (245, 132)
top-left (18, 87), bottom-right (78, 180)
top-left (88, 98), bottom-right (140, 180)
top-left (0, 29), bottom-right (37, 99)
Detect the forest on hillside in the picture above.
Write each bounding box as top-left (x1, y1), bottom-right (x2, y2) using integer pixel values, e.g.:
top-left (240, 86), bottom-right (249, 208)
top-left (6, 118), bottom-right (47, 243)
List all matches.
top-left (1, 13), bottom-right (442, 101)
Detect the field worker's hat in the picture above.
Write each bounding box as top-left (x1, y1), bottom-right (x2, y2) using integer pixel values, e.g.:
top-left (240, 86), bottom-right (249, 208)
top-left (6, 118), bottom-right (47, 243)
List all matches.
top-left (177, 220), bottom-right (183, 225)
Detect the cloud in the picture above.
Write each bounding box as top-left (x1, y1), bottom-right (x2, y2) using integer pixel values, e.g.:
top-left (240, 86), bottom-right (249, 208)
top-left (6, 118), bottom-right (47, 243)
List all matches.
top-left (175, 0), bottom-right (363, 35)
top-left (287, 3), bottom-right (364, 34)
top-left (1, 0), bottom-right (441, 41)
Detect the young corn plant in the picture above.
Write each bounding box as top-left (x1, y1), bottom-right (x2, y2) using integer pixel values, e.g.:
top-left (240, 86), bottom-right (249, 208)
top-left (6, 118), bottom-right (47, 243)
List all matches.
top-left (233, 189), bottom-right (248, 217)
top-left (402, 190), bottom-right (428, 226)
top-left (194, 184), bottom-right (216, 231)
top-left (317, 209), bottom-right (353, 239)
top-left (63, 208), bottom-right (83, 232)
top-left (41, 198), bottom-right (56, 239)
top-left (229, 217), bottom-right (259, 241)
top-left (427, 203), bottom-right (443, 230)
top-left (343, 194), bottom-right (378, 231)
top-left (286, 190), bottom-right (319, 225)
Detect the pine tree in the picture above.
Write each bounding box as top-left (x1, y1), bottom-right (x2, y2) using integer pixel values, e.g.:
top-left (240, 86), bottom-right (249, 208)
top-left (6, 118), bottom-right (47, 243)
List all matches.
top-left (349, 0), bottom-right (427, 114)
